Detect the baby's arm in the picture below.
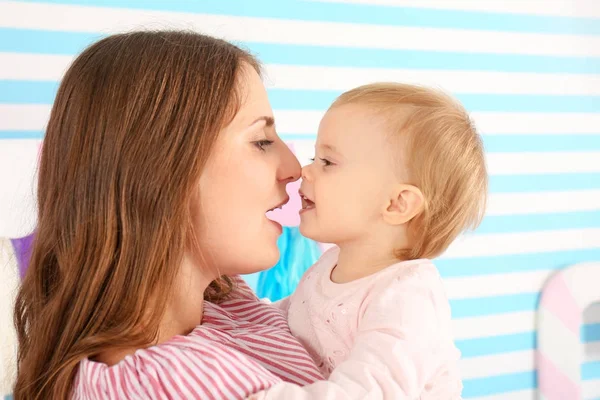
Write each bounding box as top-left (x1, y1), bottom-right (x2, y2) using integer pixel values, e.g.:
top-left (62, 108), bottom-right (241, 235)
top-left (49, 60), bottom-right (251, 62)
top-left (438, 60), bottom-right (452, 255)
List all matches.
top-left (250, 274), bottom-right (460, 399)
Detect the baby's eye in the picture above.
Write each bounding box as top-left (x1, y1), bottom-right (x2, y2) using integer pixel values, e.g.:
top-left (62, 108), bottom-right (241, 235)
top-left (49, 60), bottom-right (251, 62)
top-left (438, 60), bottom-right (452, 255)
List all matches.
top-left (320, 158), bottom-right (334, 167)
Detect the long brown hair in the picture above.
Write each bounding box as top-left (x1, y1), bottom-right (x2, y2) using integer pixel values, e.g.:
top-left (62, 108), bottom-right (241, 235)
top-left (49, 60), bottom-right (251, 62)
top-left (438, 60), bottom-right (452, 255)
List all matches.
top-left (13, 31), bottom-right (259, 399)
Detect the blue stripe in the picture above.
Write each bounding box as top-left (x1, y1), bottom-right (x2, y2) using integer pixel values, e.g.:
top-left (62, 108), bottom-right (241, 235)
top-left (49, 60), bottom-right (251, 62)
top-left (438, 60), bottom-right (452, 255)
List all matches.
top-left (5, 80), bottom-right (600, 113)
top-left (462, 371), bottom-right (535, 398)
top-left (282, 134), bottom-right (600, 153)
top-left (14, 0), bottom-right (600, 35)
top-left (583, 361), bottom-right (600, 380)
top-left (457, 324), bottom-right (600, 358)
top-left (490, 173), bottom-right (600, 192)
top-left (0, 28), bottom-right (101, 55)
top-left (0, 81), bottom-right (58, 104)
top-left (463, 366), bottom-right (599, 398)
top-left (457, 332), bottom-right (535, 358)
top-left (268, 89), bottom-right (600, 113)
top-left (477, 211), bottom-right (600, 235)
top-left (482, 134), bottom-right (600, 152)
top-left (0, 131), bottom-right (44, 139)
top-left (2, 28), bottom-right (600, 74)
top-left (4, 80), bottom-right (600, 115)
top-left (584, 323), bottom-right (600, 342)
top-left (450, 293), bottom-right (539, 318)
top-left (438, 249), bottom-right (600, 277)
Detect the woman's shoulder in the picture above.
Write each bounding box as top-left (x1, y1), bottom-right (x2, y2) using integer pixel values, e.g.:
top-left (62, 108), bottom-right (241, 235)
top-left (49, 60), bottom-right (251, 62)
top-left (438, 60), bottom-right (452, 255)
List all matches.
top-left (74, 334), bottom-right (279, 399)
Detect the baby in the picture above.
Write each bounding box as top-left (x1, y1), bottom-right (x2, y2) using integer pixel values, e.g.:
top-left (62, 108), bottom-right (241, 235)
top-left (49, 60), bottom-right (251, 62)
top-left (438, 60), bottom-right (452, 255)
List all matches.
top-left (255, 83), bottom-right (488, 399)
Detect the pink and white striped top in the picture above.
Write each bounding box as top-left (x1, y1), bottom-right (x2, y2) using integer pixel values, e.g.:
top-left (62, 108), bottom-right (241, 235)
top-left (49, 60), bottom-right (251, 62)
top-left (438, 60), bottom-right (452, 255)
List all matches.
top-left (72, 276), bottom-right (323, 399)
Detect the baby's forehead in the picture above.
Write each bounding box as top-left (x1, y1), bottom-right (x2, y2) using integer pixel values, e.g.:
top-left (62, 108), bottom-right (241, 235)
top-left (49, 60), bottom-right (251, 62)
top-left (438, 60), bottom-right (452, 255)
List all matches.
top-left (326, 102), bottom-right (411, 128)
top-left (320, 104), bottom-right (407, 160)
top-left (321, 103), bottom-right (410, 143)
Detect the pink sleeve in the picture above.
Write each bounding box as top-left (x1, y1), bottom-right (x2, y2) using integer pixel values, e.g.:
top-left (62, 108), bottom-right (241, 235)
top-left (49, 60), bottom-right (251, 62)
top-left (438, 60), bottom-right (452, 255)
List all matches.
top-left (250, 273), bottom-right (461, 399)
top-left (271, 296), bottom-right (291, 318)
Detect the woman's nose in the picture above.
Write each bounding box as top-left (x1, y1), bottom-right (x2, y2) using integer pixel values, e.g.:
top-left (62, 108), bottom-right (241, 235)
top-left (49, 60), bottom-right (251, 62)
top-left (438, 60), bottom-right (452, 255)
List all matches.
top-left (278, 143), bottom-right (301, 183)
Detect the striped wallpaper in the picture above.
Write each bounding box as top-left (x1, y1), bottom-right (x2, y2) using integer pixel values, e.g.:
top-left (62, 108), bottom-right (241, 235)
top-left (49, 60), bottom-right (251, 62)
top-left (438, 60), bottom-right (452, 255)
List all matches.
top-left (1, 1), bottom-right (599, 398)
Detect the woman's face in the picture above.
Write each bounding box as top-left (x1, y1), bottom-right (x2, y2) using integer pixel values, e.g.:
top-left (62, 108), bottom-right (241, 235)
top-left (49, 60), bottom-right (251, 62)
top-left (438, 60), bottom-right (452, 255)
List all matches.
top-left (195, 65), bottom-right (301, 275)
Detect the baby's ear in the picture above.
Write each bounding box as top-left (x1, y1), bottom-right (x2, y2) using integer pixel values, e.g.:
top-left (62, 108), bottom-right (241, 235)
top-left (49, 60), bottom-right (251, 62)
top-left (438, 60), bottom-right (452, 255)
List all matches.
top-left (382, 184), bottom-right (424, 225)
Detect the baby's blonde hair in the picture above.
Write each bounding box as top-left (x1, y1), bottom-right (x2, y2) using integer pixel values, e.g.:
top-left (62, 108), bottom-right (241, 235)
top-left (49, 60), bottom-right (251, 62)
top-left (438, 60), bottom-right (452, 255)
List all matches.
top-left (331, 83), bottom-right (488, 260)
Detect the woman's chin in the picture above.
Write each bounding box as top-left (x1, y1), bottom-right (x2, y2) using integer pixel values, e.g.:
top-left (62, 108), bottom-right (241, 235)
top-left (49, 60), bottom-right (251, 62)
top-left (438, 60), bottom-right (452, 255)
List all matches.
top-left (236, 245), bottom-right (280, 275)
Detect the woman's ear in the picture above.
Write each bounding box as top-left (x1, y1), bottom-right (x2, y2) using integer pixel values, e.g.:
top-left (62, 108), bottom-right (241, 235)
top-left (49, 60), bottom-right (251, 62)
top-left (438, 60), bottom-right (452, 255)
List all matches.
top-left (382, 184), bottom-right (424, 225)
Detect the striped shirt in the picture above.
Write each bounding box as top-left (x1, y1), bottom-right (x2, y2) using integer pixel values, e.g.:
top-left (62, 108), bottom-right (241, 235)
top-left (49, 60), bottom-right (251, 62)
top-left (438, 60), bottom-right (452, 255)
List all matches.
top-left (72, 276), bottom-right (323, 399)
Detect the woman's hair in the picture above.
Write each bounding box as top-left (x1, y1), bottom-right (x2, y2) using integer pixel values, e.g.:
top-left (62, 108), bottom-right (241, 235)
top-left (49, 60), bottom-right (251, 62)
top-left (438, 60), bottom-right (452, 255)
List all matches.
top-left (332, 83), bottom-right (488, 260)
top-left (13, 30), bottom-right (260, 399)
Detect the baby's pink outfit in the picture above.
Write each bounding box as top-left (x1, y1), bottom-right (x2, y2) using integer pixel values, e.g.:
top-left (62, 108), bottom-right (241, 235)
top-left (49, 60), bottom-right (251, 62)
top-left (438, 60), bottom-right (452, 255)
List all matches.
top-left (256, 246), bottom-right (462, 399)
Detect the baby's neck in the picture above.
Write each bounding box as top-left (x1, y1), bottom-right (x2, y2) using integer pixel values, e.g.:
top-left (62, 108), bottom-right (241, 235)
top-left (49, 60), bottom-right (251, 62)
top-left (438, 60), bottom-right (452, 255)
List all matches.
top-left (331, 241), bottom-right (402, 284)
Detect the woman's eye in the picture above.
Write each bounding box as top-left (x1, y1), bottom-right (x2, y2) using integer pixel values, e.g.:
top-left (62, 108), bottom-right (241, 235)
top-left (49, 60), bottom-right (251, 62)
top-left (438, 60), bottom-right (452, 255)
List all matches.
top-left (254, 140), bottom-right (274, 151)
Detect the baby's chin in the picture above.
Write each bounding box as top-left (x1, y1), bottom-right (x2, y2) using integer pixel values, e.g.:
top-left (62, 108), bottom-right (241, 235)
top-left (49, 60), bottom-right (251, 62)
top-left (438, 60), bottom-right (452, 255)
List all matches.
top-left (299, 222), bottom-right (333, 244)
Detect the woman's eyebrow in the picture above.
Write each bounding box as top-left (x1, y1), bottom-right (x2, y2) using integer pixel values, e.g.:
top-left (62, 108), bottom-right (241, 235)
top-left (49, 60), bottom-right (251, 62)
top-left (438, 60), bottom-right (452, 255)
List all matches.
top-left (250, 116), bottom-right (275, 127)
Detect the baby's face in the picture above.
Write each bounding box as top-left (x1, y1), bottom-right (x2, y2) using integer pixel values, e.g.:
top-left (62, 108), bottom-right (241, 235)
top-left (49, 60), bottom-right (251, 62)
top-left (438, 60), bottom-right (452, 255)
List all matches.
top-left (299, 103), bottom-right (403, 244)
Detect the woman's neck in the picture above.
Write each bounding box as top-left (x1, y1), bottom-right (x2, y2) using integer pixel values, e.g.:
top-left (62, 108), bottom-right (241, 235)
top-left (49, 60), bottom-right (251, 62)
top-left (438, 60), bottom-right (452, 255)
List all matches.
top-left (95, 251), bottom-right (212, 366)
top-left (158, 251), bottom-right (212, 340)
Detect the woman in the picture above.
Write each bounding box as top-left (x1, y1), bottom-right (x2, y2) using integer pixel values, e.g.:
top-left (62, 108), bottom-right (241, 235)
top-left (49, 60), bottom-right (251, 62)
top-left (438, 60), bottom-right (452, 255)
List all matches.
top-left (13, 31), bottom-right (323, 399)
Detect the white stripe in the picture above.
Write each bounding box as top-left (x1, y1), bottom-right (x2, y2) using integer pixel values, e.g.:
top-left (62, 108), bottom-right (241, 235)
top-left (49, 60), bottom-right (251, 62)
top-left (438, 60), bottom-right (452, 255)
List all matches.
top-left (291, 145), bottom-right (600, 177)
top-left (1, 2), bottom-right (600, 57)
top-left (537, 307), bottom-right (582, 383)
top-left (0, 239), bottom-right (18, 397)
top-left (563, 262), bottom-right (600, 310)
top-left (312, 0), bottom-right (600, 18)
top-left (0, 104), bottom-right (50, 130)
top-left (585, 303), bottom-right (600, 325)
top-left (443, 228), bottom-right (600, 258)
top-left (468, 389), bottom-right (536, 400)
top-left (4, 105), bottom-right (600, 137)
top-left (460, 345), bottom-right (600, 380)
top-left (452, 312), bottom-right (536, 339)
top-left (274, 110), bottom-right (600, 135)
top-left (584, 341), bottom-right (600, 362)
top-left (487, 190), bottom-right (600, 216)
top-left (6, 53), bottom-right (600, 97)
top-left (0, 52), bottom-right (74, 80)
top-left (459, 350), bottom-right (533, 379)
top-left (486, 152), bottom-right (600, 175)
top-left (295, 141), bottom-right (600, 177)
top-left (265, 64), bottom-right (600, 96)
top-left (453, 305), bottom-right (600, 340)
top-left (445, 270), bottom-right (551, 299)
top-left (583, 378), bottom-right (600, 399)
top-left (0, 139), bottom-right (39, 238)
top-left (471, 112), bottom-right (600, 135)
